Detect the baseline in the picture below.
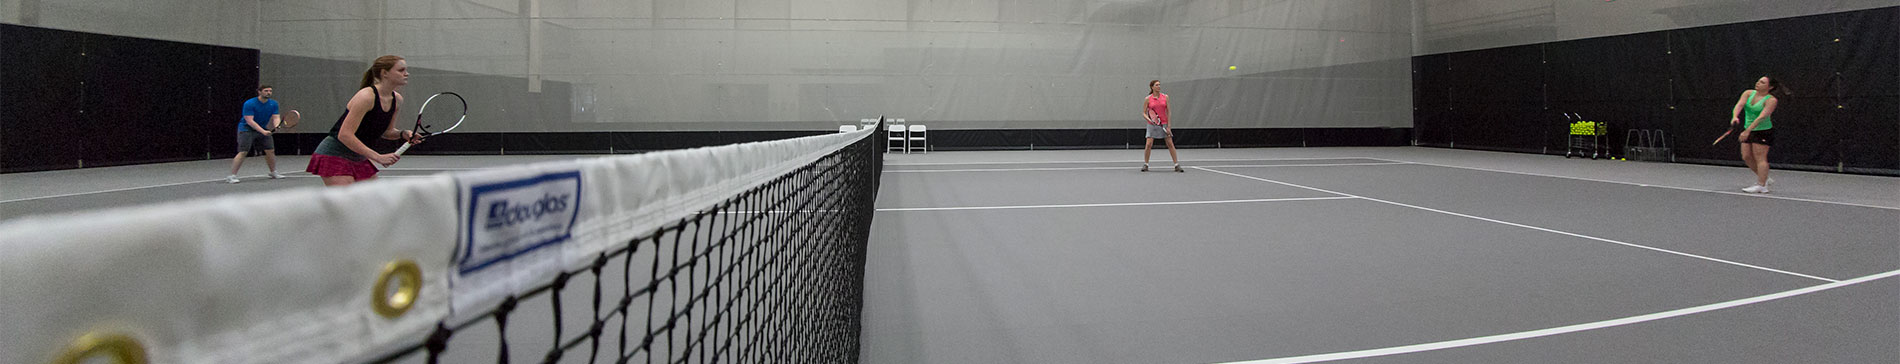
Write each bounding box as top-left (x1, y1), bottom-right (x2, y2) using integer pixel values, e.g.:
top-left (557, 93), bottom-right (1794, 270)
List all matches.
top-left (886, 157), bottom-right (1372, 167)
top-left (884, 162), bottom-right (1403, 173)
top-left (876, 196), bottom-right (1354, 212)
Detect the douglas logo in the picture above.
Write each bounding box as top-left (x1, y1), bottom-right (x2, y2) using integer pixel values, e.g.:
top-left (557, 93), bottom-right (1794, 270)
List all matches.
top-left (457, 169), bottom-right (583, 275)
top-left (484, 193), bottom-right (572, 230)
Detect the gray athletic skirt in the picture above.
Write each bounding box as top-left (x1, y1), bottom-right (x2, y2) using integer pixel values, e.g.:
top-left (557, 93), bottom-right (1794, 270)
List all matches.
top-left (1145, 123), bottom-right (1169, 139)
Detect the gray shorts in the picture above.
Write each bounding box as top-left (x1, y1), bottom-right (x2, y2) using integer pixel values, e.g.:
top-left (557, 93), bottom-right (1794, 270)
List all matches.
top-left (1145, 123), bottom-right (1170, 139)
top-left (237, 130), bottom-right (275, 153)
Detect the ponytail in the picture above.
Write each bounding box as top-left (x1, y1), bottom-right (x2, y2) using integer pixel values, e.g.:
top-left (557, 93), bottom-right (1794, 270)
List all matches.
top-left (358, 69), bottom-right (376, 89)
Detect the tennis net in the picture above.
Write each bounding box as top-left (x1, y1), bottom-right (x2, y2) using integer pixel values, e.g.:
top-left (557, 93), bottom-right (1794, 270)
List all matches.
top-left (0, 124), bottom-right (884, 364)
top-left (371, 128), bottom-right (883, 363)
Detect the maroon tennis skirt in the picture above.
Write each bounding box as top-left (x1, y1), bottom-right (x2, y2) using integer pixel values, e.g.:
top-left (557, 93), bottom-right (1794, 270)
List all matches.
top-left (306, 154), bottom-right (379, 180)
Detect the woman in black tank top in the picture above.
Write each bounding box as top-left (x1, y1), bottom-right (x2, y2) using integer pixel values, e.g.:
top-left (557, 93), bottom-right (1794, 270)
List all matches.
top-left (304, 55), bottom-right (423, 187)
top-left (328, 84), bottom-right (399, 145)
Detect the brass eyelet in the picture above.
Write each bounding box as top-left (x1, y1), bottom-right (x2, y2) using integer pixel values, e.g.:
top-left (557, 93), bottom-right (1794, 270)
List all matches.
top-left (373, 259), bottom-right (423, 318)
top-left (53, 331), bottom-right (146, 364)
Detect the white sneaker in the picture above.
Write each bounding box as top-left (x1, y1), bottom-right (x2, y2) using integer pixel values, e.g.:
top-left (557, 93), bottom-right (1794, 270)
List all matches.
top-left (1742, 185), bottom-right (1766, 194)
top-left (269, 172), bottom-right (288, 179)
top-left (225, 175), bottom-right (241, 184)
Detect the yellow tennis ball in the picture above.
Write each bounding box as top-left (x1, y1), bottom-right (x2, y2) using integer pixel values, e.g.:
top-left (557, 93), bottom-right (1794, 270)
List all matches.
top-left (1228, 65), bottom-right (1236, 70)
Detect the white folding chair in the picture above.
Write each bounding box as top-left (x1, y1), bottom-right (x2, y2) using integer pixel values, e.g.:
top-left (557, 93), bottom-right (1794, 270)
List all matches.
top-left (906, 124), bottom-right (927, 153)
top-left (886, 124), bottom-right (907, 153)
top-left (839, 125), bottom-right (857, 133)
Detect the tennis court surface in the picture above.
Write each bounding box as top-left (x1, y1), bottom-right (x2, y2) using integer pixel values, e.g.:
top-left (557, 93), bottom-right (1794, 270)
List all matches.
top-left (864, 147), bottom-right (1898, 363)
top-left (3, 145), bottom-right (1895, 363)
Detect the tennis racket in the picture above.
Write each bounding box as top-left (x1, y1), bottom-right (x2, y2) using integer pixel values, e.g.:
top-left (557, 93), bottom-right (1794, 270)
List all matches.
top-left (269, 110), bottom-right (300, 133)
top-left (1711, 123), bottom-right (1740, 145)
top-left (389, 92), bottom-right (467, 159)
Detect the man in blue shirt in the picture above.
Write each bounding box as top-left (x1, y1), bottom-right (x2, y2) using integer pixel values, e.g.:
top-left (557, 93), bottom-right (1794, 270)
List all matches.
top-left (228, 85), bottom-right (287, 183)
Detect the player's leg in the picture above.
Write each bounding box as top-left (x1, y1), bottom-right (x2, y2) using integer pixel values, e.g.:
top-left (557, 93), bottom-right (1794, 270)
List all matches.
top-left (1164, 134), bottom-right (1181, 172)
top-left (259, 134), bottom-right (283, 179)
top-left (1750, 143), bottom-right (1772, 192)
top-left (228, 132), bottom-right (255, 183)
top-left (1738, 140), bottom-right (1756, 171)
top-left (263, 149), bottom-right (285, 179)
top-left (1142, 138), bottom-right (1154, 171)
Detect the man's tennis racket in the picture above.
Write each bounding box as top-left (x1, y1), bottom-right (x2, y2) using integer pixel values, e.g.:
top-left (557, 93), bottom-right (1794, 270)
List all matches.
top-left (269, 110), bottom-right (300, 133)
top-left (390, 92), bottom-right (467, 158)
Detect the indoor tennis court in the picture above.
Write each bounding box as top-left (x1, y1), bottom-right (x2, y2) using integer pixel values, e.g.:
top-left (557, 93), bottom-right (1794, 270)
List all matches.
top-left (4, 2), bottom-right (1898, 364)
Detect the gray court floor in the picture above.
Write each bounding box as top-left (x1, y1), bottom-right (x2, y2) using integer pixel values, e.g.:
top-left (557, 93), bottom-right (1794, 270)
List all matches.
top-left (2, 147), bottom-right (1896, 363)
top-left (865, 148), bottom-right (1898, 364)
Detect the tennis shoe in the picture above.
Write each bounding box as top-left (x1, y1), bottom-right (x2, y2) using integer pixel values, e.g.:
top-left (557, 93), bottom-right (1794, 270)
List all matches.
top-left (1742, 185), bottom-right (1766, 193)
top-left (1140, 164), bottom-right (1149, 172)
top-left (269, 172), bottom-right (288, 179)
top-left (225, 175), bottom-right (241, 184)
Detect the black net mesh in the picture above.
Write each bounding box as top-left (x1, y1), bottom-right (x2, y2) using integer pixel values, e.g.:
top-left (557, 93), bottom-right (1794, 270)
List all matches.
top-left (367, 129), bottom-right (883, 364)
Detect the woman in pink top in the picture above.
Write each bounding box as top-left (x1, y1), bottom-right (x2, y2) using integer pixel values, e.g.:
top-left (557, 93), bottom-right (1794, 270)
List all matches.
top-left (1142, 80), bottom-right (1182, 172)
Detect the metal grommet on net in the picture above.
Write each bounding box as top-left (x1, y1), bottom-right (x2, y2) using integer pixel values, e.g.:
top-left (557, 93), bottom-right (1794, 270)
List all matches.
top-left (53, 331), bottom-right (147, 364)
top-left (372, 259), bottom-right (423, 319)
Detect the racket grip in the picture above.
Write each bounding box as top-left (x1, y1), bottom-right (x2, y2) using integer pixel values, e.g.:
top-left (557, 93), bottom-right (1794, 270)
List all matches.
top-left (393, 142), bottom-right (413, 156)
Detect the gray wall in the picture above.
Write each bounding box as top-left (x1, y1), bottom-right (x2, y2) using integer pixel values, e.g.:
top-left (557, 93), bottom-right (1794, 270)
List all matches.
top-left (5, 0), bottom-right (1416, 132)
top-left (0, 0), bottom-right (259, 47)
top-left (1415, 0), bottom-right (1900, 55)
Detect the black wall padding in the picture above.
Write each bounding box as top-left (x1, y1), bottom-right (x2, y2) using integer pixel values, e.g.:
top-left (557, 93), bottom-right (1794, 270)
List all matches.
top-left (613, 131), bottom-right (829, 153)
top-left (403, 133), bottom-right (502, 155)
top-left (1306, 128), bottom-right (1414, 147)
top-left (501, 132), bottom-right (613, 154)
top-left (1413, 56), bottom-right (1452, 147)
top-left (1414, 6), bottom-right (1900, 176)
top-left (1, 24), bottom-right (258, 173)
top-left (207, 45), bottom-right (259, 159)
top-left (1, 25), bottom-right (86, 173)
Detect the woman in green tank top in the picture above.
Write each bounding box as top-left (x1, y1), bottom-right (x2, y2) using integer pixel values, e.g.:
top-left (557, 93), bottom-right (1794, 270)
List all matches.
top-left (1728, 76), bottom-right (1783, 193)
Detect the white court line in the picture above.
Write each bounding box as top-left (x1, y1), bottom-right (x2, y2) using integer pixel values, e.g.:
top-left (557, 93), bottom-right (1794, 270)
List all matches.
top-left (1221, 268), bottom-right (1900, 364)
top-left (1204, 162), bottom-right (1406, 168)
top-left (885, 163), bottom-right (1403, 173)
top-left (876, 196), bottom-right (1353, 212)
top-left (1196, 167), bottom-right (1840, 283)
top-left (0, 172), bottom-right (310, 204)
top-left (888, 166), bottom-right (1146, 173)
top-left (1368, 158), bottom-right (1900, 211)
top-left (886, 157), bottom-right (1373, 166)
